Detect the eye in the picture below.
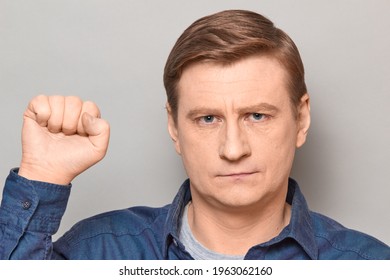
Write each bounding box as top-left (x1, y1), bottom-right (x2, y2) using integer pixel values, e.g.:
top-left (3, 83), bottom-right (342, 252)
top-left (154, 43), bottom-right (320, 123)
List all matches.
top-left (200, 115), bottom-right (215, 124)
top-left (250, 113), bottom-right (266, 121)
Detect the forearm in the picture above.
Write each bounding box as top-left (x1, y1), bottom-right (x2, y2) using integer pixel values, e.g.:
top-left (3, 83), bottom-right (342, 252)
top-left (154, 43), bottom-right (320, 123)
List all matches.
top-left (0, 169), bottom-right (71, 259)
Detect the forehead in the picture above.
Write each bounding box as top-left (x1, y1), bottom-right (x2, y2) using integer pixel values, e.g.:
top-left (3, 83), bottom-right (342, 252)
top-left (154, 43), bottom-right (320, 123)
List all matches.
top-left (176, 56), bottom-right (291, 112)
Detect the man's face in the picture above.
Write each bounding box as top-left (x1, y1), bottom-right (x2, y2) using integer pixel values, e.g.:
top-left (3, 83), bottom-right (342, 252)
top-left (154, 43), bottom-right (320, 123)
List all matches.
top-left (168, 56), bottom-right (310, 210)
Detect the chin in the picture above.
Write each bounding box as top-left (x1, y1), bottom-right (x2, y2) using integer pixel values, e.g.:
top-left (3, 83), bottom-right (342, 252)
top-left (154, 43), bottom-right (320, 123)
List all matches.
top-left (212, 186), bottom-right (267, 209)
top-left (215, 197), bottom-right (265, 212)
top-left (191, 176), bottom-right (270, 207)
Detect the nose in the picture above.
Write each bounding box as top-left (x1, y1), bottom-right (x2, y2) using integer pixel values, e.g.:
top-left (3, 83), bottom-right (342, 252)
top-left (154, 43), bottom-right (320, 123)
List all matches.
top-left (219, 120), bottom-right (251, 162)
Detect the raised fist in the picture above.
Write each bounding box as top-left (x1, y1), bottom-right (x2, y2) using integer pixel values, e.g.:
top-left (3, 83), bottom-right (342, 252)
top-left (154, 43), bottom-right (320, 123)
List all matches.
top-left (19, 95), bottom-right (110, 185)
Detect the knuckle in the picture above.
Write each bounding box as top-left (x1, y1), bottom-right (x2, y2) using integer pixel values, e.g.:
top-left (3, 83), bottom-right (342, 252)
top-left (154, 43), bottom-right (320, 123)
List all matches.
top-left (101, 119), bottom-right (110, 132)
top-left (30, 94), bottom-right (46, 107)
top-left (34, 94), bottom-right (47, 101)
top-left (83, 101), bottom-right (101, 117)
top-left (49, 95), bottom-right (65, 106)
top-left (83, 100), bottom-right (96, 107)
top-left (29, 94), bottom-right (51, 117)
top-left (47, 123), bottom-right (62, 133)
top-left (61, 121), bottom-right (77, 134)
top-left (66, 96), bottom-right (83, 108)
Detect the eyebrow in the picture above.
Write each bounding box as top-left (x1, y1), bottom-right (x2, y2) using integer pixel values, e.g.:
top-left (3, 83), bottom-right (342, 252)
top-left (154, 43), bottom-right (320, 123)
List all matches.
top-left (186, 102), bottom-right (280, 119)
top-left (236, 102), bottom-right (280, 115)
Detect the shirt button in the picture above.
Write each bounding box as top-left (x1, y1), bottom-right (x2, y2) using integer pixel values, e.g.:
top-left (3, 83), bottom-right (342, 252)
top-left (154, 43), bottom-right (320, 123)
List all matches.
top-left (22, 201), bottom-right (32, 210)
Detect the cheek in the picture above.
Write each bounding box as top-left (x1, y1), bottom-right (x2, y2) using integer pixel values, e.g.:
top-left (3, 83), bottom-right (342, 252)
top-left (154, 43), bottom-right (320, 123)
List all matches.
top-left (274, 125), bottom-right (297, 152)
top-left (251, 122), bottom-right (297, 168)
top-left (177, 128), bottom-right (216, 176)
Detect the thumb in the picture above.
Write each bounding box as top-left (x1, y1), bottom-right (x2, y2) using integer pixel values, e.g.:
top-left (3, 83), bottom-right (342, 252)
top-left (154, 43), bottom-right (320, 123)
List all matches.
top-left (81, 112), bottom-right (110, 153)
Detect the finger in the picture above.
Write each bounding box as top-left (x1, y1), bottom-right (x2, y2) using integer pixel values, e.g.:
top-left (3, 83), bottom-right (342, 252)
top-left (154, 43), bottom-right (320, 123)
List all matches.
top-left (77, 101), bottom-right (101, 136)
top-left (25, 95), bottom-right (51, 126)
top-left (81, 112), bottom-right (110, 154)
top-left (47, 96), bottom-right (65, 133)
top-left (62, 96), bottom-right (83, 135)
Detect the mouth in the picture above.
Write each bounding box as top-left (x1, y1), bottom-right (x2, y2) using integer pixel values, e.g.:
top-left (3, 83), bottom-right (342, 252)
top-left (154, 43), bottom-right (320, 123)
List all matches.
top-left (217, 171), bottom-right (259, 179)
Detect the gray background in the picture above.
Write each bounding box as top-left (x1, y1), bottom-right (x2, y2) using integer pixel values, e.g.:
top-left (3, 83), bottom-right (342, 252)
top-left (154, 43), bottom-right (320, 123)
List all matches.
top-left (1, 0), bottom-right (389, 244)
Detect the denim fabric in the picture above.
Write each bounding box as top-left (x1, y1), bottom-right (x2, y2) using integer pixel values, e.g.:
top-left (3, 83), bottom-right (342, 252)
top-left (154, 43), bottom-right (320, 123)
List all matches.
top-left (1, 168), bottom-right (389, 259)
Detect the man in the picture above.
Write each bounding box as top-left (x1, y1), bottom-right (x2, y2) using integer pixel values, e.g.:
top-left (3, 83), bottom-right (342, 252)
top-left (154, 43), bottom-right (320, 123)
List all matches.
top-left (0, 10), bottom-right (389, 259)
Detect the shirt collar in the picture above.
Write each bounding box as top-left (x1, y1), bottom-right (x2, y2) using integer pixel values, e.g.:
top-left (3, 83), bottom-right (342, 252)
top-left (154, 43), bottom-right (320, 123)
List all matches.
top-left (283, 178), bottom-right (319, 259)
top-left (163, 179), bottom-right (191, 258)
top-left (163, 178), bottom-right (318, 260)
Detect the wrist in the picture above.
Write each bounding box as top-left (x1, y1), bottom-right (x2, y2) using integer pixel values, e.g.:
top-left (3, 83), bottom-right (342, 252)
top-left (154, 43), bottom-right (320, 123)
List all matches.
top-left (19, 163), bottom-right (72, 185)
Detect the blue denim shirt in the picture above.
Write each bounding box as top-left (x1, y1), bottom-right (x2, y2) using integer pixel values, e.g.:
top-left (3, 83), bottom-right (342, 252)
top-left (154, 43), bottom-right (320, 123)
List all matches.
top-left (1, 169), bottom-right (389, 259)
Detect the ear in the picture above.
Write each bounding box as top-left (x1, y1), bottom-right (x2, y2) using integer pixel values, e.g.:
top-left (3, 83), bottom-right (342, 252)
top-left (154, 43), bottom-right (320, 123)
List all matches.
top-left (166, 103), bottom-right (182, 155)
top-left (296, 93), bottom-right (311, 148)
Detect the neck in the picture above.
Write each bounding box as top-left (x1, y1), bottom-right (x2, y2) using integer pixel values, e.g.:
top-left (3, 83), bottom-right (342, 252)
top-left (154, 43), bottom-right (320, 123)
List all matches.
top-left (187, 192), bottom-right (291, 256)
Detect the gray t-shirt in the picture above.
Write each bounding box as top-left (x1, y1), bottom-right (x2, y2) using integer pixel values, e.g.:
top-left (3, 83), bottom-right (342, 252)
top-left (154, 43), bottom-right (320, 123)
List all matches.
top-left (178, 203), bottom-right (244, 260)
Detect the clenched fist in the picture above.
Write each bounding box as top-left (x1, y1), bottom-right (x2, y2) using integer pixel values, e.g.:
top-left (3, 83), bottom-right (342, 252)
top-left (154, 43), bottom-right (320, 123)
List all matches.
top-left (19, 95), bottom-right (110, 185)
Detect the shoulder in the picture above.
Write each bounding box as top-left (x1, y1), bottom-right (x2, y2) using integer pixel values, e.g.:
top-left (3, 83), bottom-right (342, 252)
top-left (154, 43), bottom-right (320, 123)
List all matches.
top-left (54, 205), bottom-right (170, 258)
top-left (70, 205), bottom-right (169, 238)
top-left (310, 212), bottom-right (390, 259)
